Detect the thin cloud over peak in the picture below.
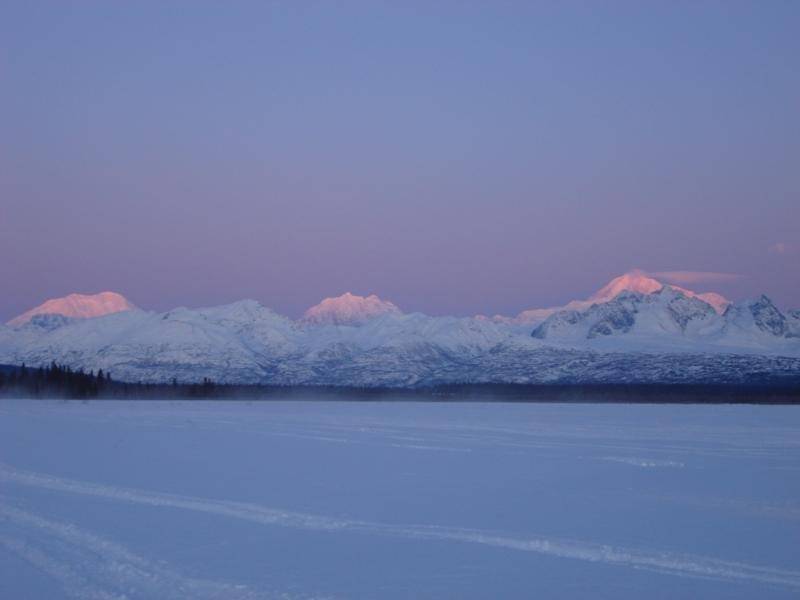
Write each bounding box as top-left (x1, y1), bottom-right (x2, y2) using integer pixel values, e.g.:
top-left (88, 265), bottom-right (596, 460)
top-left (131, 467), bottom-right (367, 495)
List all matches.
top-left (769, 242), bottom-right (794, 255)
top-left (651, 271), bottom-right (743, 285)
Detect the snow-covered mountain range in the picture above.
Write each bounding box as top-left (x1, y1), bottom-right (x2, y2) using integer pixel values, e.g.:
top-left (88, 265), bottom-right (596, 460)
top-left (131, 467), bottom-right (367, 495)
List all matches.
top-left (2, 272), bottom-right (799, 387)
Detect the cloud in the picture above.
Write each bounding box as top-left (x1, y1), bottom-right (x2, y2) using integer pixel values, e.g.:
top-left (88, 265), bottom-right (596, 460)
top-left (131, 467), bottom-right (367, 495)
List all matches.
top-left (769, 242), bottom-right (793, 255)
top-left (652, 271), bottom-right (743, 285)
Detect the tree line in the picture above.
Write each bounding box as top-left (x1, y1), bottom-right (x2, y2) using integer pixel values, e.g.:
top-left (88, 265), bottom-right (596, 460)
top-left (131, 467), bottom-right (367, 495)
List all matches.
top-left (0, 362), bottom-right (218, 399)
top-left (2, 363), bottom-right (798, 403)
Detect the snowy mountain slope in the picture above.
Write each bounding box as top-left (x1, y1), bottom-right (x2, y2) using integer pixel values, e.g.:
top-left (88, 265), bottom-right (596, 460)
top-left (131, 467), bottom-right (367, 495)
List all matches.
top-left (510, 307), bottom-right (560, 325)
top-left (474, 345), bottom-right (800, 386)
top-left (8, 292), bottom-right (136, 327)
top-left (723, 296), bottom-right (794, 338)
top-left (301, 311), bottom-right (512, 353)
top-left (1, 277), bottom-right (798, 387)
top-left (532, 287), bottom-right (721, 343)
top-left (692, 291), bottom-right (730, 314)
top-left (529, 288), bottom-right (800, 356)
top-left (0, 302), bottom-right (300, 384)
top-left (788, 310), bottom-right (800, 337)
top-left (21, 314), bottom-right (77, 331)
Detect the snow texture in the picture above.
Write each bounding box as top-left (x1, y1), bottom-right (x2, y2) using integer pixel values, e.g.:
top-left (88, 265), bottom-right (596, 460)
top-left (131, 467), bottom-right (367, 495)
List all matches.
top-left (1, 400), bottom-right (799, 599)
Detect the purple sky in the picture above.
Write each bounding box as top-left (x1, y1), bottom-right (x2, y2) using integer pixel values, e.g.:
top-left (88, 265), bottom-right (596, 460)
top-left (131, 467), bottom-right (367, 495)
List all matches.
top-left (2, 2), bottom-right (799, 320)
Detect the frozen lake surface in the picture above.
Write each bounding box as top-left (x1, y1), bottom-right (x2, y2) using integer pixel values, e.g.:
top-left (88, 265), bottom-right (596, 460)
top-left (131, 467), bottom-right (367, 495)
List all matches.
top-left (1, 398), bottom-right (799, 599)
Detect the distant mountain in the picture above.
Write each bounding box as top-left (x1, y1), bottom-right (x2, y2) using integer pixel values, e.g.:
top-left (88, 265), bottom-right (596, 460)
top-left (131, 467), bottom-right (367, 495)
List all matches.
top-left (8, 292), bottom-right (136, 327)
top-left (302, 292), bottom-right (401, 326)
top-left (0, 278), bottom-right (797, 387)
top-left (513, 270), bottom-right (730, 324)
top-left (532, 287), bottom-right (721, 342)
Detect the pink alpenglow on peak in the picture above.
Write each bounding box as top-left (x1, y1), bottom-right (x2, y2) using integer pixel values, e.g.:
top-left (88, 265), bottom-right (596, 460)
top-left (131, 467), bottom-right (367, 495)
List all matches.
top-left (585, 270), bottom-right (731, 314)
top-left (514, 270), bottom-right (731, 324)
top-left (585, 270), bottom-right (664, 304)
top-left (302, 292), bottom-right (401, 326)
top-left (8, 292), bottom-right (137, 327)
top-left (513, 271), bottom-right (665, 324)
top-left (573, 269), bottom-right (730, 314)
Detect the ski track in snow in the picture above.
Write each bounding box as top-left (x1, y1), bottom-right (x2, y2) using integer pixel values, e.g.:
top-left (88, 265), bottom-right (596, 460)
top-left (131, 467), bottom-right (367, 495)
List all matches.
top-left (0, 503), bottom-right (305, 600)
top-left (2, 463), bottom-right (800, 590)
top-left (599, 456), bottom-right (686, 468)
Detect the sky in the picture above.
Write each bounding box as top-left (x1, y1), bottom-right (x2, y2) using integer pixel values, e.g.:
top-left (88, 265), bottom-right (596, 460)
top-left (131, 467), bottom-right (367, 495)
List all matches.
top-left (1, 1), bottom-right (798, 320)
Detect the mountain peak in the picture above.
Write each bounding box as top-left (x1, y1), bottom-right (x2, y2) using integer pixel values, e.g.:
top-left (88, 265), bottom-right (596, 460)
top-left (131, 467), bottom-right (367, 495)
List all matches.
top-left (576, 270), bottom-right (729, 314)
top-left (589, 270), bottom-right (664, 303)
top-left (302, 292), bottom-right (400, 326)
top-left (8, 291), bottom-right (136, 327)
top-left (516, 269), bottom-right (730, 323)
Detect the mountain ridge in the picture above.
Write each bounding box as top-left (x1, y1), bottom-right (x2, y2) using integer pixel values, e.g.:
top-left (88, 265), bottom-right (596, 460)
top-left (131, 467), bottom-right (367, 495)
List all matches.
top-left (2, 274), bottom-right (796, 387)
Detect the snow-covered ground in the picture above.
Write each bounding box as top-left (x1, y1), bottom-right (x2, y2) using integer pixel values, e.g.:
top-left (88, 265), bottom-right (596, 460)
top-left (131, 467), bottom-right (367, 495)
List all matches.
top-left (1, 399), bottom-right (799, 599)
